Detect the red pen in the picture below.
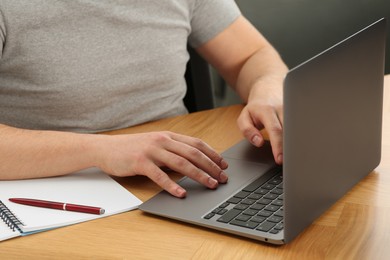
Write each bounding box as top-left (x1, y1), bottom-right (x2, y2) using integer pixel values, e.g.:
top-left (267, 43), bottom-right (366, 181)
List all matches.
top-left (9, 198), bottom-right (105, 215)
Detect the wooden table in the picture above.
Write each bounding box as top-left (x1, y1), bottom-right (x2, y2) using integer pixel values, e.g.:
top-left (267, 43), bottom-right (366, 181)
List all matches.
top-left (1, 75), bottom-right (390, 259)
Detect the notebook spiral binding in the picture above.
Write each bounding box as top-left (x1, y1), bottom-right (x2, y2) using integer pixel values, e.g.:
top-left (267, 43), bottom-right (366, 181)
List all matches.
top-left (0, 200), bottom-right (24, 233)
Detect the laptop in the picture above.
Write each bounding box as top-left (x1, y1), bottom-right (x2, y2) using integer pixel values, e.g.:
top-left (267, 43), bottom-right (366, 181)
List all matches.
top-left (139, 18), bottom-right (387, 244)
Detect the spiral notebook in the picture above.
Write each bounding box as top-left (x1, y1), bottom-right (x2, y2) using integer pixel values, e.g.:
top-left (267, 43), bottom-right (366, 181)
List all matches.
top-left (0, 168), bottom-right (142, 242)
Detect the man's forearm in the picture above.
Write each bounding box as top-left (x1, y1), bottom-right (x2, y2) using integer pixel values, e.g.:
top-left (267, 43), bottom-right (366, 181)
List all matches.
top-left (0, 124), bottom-right (101, 179)
top-left (235, 44), bottom-right (288, 103)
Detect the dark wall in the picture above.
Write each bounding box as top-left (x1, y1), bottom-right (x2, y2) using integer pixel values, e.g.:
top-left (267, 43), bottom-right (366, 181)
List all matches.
top-left (236, 0), bottom-right (390, 73)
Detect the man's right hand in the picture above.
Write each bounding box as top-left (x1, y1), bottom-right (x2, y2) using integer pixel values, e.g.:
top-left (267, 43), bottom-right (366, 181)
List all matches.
top-left (96, 131), bottom-right (229, 198)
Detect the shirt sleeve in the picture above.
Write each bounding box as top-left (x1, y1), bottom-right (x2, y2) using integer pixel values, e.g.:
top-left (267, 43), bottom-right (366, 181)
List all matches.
top-left (188, 0), bottom-right (241, 48)
top-left (0, 8), bottom-right (5, 58)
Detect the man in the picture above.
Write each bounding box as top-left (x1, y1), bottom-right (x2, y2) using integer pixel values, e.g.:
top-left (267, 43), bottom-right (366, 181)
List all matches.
top-left (0, 0), bottom-right (287, 197)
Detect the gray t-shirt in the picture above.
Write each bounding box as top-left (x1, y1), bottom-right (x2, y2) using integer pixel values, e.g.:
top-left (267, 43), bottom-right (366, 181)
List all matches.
top-left (0, 0), bottom-right (240, 132)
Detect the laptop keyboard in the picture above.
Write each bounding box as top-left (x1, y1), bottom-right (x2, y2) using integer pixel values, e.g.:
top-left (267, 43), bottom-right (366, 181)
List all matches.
top-left (203, 167), bottom-right (283, 234)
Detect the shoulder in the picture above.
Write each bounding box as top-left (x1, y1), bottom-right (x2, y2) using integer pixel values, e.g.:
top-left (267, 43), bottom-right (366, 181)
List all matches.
top-left (188, 0), bottom-right (241, 48)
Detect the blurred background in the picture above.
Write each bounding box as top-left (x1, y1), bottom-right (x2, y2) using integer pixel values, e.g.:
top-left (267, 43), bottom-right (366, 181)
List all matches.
top-left (211, 0), bottom-right (390, 107)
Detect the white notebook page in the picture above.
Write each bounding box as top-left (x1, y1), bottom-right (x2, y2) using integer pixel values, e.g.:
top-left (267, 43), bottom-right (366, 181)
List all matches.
top-left (0, 168), bottom-right (142, 234)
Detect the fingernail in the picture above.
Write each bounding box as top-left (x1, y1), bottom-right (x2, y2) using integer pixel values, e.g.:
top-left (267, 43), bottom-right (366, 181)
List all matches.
top-left (176, 187), bottom-right (187, 198)
top-left (251, 135), bottom-right (262, 147)
top-left (219, 171), bottom-right (228, 183)
top-left (220, 159), bottom-right (228, 169)
top-left (208, 177), bottom-right (218, 188)
top-left (277, 154), bottom-right (283, 164)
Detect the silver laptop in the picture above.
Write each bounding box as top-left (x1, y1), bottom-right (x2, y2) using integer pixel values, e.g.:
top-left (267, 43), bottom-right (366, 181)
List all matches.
top-left (139, 18), bottom-right (387, 244)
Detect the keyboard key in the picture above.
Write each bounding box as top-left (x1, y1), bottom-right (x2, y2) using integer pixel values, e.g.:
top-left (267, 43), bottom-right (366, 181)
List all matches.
top-left (230, 220), bottom-right (259, 229)
top-left (274, 222), bottom-right (284, 230)
top-left (269, 175), bottom-right (283, 185)
top-left (248, 194), bottom-right (262, 200)
top-left (264, 205), bottom-right (280, 212)
top-left (217, 209), bottom-right (241, 223)
top-left (271, 200), bottom-right (283, 207)
top-left (242, 209), bottom-right (258, 216)
top-left (269, 229), bottom-right (281, 234)
top-left (250, 204), bottom-right (265, 211)
top-left (217, 208), bottom-right (228, 215)
top-left (227, 197), bottom-right (241, 204)
top-left (251, 216), bottom-right (266, 223)
top-left (254, 188), bottom-right (268, 195)
top-left (233, 204), bottom-right (249, 211)
top-left (270, 188), bottom-right (283, 195)
top-left (203, 213), bottom-right (215, 219)
top-left (235, 214), bottom-right (251, 222)
top-left (263, 193), bottom-right (278, 200)
top-left (212, 208), bottom-right (222, 214)
top-left (242, 177), bottom-right (267, 192)
top-left (257, 210), bottom-right (273, 217)
top-left (256, 221), bottom-right (276, 232)
top-left (257, 198), bottom-right (272, 205)
top-left (242, 167), bottom-right (281, 192)
top-left (219, 202), bottom-right (230, 208)
top-left (274, 209), bottom-right (283, 217)
top-left (234, 191), bottom-right (250, 199)
top-left (241, 199), bottom-right (256, 205)
top-left (268, 216), bottom-right (283, 223)
top-left (262, 184), bottom-right (276, 190)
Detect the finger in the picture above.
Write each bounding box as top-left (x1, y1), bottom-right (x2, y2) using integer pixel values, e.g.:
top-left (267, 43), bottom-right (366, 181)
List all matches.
top-left (153, 150), bottom-right (220, 189)
top-left (237, 107), bottom-right (265, 147)
top-left (142, 163), bottom-right (187, 198)
top-left (169, 133), bottom-right (229, 171)
top-left (260, 110), bottom-right (283, 164)
top-left (276, 104), bottom-right (284, 127)
top-left (161, 140), bottom-right (228, 184)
